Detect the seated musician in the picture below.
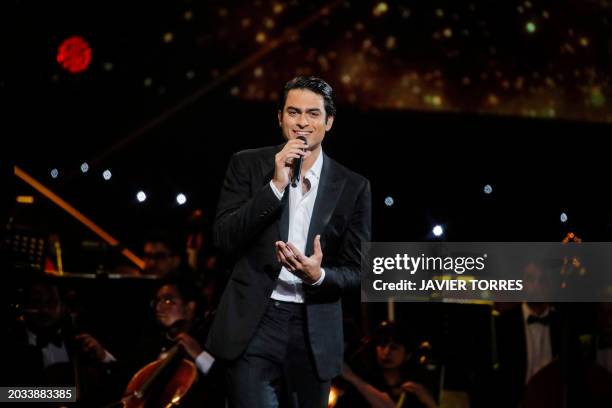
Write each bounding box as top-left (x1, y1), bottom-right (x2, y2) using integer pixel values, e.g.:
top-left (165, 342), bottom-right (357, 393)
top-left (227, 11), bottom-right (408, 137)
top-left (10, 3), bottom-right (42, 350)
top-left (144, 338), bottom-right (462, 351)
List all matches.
top-left (119, 275), bottom-right (225, 407)
top-left (141, 229), bottom-right (185, 278)
top-left (337, 321), bottom-right (438, 408)
top-left (3, 277), bottom-right (117, 404)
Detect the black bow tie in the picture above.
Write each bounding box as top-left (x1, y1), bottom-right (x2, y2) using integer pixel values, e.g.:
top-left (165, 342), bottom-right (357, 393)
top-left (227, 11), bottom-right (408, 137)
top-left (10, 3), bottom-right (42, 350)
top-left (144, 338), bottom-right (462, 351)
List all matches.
top-left (36, 331), bottom-right (64, 348)
top-left (527, 314), bottom-right (551, 326)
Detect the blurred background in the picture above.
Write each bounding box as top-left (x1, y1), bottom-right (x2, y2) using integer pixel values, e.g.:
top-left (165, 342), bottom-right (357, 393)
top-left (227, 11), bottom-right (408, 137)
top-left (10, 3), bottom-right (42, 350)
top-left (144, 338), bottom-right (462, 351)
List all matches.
top-left (1, 1), bottom-right (612, 407)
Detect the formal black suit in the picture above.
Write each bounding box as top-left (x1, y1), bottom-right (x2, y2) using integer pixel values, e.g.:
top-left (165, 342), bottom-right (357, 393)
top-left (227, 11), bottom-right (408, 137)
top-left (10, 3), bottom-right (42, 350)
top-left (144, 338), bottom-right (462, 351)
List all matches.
top-left (206, 145), bottom-right (371, 384)
top-left (2, 321), bottom-right (119, 406)
top-left (493, 305), bottom-right (562, 408)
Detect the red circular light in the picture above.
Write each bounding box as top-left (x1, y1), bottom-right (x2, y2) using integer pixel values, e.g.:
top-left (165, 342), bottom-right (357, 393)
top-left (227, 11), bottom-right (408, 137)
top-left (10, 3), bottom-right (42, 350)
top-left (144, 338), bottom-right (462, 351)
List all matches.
top-left (57, 36), bottom-right (92, 74)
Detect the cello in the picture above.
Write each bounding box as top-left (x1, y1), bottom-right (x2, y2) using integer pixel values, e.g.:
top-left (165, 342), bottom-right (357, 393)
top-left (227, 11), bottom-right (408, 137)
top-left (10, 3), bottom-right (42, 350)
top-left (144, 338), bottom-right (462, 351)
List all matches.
top-left (109, 320), bottom-right (200, 408)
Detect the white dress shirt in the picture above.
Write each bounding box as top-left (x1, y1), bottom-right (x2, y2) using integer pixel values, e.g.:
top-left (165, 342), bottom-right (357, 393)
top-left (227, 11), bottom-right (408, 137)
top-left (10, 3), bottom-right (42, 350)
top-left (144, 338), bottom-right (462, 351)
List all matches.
top-left (522, 303), bottom-right (553, 384)
top-left (27, 329), bottom-right (70, 368)
top-left (596, 347), bottom-right (612, 375)
top-left (27, 329), bottom-right (117, 367)
top-left (160, 347), bottom-right (215, 375)
top-left (269, 149), bottom-right (325, 303)
top-left (195, 350), bottom-right (215, 375)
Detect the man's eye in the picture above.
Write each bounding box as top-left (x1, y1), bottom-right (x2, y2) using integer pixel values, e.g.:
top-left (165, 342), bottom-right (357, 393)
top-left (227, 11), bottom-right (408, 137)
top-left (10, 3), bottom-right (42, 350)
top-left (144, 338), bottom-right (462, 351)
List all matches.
top-left (288, 111), bottom-right (298, 116)
top-left (309, 111), bottom-right (320, 117)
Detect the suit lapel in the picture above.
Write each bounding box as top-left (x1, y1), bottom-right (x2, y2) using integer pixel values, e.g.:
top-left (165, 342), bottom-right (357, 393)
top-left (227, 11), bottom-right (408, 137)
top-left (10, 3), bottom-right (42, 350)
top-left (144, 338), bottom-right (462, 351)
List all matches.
top-left (305, 153), bottom-right (345, 256)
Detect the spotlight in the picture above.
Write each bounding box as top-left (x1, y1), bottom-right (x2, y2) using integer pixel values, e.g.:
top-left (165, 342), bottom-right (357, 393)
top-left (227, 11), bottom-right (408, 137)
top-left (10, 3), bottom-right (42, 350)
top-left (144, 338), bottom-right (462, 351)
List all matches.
top-left (50, 168), bottom-right (59, 179)
top-left (102, 170), bottom-right (112, 181)
top-left (176, 193), bottom-right (187, 205)
top-left (80, 162), bottom-right (89, 173)
top-left (136, 191), bottom-right (147, 202)
top-left (560, 212), bottom-right (568, 223)
top-left (484, 184), bottom-right (493, 194)
top-left (384, 196), bottom-right (394, 207)
top-left (432, 225), bottom-right (444, 237)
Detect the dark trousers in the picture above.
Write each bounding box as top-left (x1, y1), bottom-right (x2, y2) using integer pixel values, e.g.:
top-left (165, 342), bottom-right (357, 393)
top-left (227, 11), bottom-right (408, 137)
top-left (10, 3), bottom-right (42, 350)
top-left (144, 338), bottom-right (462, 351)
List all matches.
top-left (224, 299), bottom-right (331, 408)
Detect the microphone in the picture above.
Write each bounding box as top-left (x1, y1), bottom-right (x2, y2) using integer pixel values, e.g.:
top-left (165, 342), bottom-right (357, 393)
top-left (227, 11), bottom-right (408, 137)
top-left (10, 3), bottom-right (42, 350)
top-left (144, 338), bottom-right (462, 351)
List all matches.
top-left (291, 136), bottom-right (307, 188)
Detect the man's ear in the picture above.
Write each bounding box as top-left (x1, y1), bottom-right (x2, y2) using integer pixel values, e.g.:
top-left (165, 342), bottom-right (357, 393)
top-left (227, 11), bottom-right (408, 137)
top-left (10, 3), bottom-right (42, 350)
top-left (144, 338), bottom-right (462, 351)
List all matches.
top-left (325, 115), bottom-right (335, 131)
top-left (186, 301), bottom-right (197, 319)
top-left (277, 110), bottom-right (283, 127)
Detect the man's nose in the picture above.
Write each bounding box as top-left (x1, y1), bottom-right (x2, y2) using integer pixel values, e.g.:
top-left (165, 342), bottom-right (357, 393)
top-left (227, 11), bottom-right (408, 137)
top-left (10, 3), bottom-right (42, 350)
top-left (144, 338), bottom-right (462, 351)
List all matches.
top-left (297, 114), bottom-right (309, 127)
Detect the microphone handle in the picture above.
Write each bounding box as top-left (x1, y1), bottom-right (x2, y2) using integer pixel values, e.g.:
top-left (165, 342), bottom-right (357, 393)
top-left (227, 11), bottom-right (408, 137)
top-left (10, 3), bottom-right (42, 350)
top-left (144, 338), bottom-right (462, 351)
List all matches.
top-left (291, 136), bottom-right (307, 187)
top-left (291, 156), bottom-right (303, 187)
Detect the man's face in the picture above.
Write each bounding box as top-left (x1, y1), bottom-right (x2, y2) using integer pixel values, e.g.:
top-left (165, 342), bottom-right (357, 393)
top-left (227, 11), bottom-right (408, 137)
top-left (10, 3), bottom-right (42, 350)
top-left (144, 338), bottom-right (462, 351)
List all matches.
top-left (154, 285), bottom-right (194, 328)
top-left (143, 242), bottom-right (180, 277)
top-left (523, 262), bottom-right (550, 298)
top-left (26, 283), bottom-right (62, 330)
top-left (278, 89), bottom-right (334, 151)
top-left (376, 341), bottom-right (407, 369)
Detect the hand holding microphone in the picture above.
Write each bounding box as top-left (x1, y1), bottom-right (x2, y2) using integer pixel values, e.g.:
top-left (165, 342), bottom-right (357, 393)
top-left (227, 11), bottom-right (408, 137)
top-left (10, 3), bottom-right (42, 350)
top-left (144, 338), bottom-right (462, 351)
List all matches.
top-left (291, 136), bottom-right (307, 188)
top-left (272, 136), bottom-right (309, 192)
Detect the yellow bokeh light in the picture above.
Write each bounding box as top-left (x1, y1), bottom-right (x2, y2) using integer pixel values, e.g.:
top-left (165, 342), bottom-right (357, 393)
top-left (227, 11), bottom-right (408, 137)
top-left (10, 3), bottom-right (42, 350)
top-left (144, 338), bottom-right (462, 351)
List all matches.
top-left (373, 2), bottom-right (389, 17)
top-left (163, 32), bottom-right (174, 43)
top-left (255, 32), bottom-right (267, 43)
top-left (273, 3), bottom-right (284, 15)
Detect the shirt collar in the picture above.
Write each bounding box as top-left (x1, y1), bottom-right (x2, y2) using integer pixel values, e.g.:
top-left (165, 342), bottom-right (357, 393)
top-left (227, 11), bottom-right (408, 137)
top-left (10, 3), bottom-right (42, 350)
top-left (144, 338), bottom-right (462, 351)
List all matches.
top-left (306, 149), bottom-right (324, 181)
top-left (522, 302), bottom-right (552, 323)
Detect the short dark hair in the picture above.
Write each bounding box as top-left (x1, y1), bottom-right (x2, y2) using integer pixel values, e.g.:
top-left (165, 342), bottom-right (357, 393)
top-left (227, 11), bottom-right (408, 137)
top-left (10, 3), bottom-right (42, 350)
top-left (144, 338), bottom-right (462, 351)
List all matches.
top-left (374, 320), bottom-right (415, 349)
top-left (279, 76), bottom-right (336, 119)
top-left (156, 274), bottom-right (208, 316)
top-left (158, 274), bottom-right (200, 304)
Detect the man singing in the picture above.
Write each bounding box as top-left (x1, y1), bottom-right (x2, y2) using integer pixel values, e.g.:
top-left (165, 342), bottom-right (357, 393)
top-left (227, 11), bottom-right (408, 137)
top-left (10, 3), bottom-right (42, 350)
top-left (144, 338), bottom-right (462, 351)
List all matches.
top-left (206, 76), bottom-right (371, 408)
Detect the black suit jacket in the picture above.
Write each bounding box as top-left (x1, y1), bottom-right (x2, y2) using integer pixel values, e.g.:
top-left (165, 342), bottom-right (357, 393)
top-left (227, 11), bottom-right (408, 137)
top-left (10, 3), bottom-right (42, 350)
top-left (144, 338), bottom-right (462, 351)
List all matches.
top-left (205, 145), bottom-right (371, 380)
top-left (494, 306), bottom-right (562, 408)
